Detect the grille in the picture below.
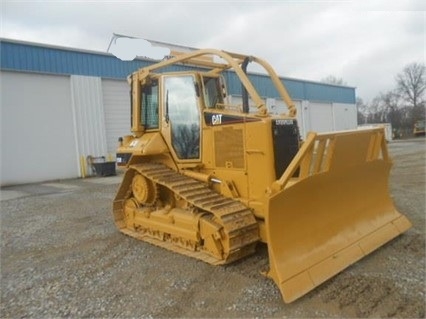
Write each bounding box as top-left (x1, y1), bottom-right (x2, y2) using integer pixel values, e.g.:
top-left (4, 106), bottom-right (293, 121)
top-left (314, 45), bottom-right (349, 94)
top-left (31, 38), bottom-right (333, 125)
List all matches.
top-left (214, 127), bottom-right (244, 168)
top-left (272, 120), bottom-right (300, 179)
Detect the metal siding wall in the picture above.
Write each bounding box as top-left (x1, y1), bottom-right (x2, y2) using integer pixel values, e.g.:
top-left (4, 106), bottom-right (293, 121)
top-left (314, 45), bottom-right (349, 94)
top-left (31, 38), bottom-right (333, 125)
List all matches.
top-left (70, 75), bottom-right (107, 164)
top-left (224, 71), bottom-right (345, 103)
top-left (305, 82), bottom-right (356, 104)
top-left (249, 74), bottom-right (277, 97)
top-left (1, 40), bottom-right (358, 164)
top-left (0, 71), bottom-right (78, 185)
top-left (1, 40), bottom-right (356, 104)
top-left (1, 41), bottom-right (151, 79)
top-left (307, 102), bottom-right (334, 133)
top-left (282, 79), bottom-right (305, 100)
top-left (332, 103), bottom-right (358, 130)
top-left (102, 79), bottom-right (131, 154)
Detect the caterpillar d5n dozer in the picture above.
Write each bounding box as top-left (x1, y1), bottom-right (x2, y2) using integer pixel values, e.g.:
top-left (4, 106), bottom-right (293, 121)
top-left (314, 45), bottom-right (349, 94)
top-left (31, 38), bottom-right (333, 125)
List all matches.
top-left (113, 49), bottom-right (411, 303)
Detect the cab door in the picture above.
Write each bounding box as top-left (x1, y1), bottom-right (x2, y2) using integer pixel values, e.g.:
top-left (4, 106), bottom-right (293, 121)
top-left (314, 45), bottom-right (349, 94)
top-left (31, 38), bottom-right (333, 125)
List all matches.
top-left (162, 74), bottom-right (201, 162)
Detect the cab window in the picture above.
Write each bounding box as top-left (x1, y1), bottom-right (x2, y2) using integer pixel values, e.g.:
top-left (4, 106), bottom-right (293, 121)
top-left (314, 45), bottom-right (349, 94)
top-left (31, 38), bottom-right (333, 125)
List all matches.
top-left (164, 75), bottom-right (200, 159)
top-left (203, 77), bottom-right (224, 108)
top-left (141, 81), bottom-right (159, 129)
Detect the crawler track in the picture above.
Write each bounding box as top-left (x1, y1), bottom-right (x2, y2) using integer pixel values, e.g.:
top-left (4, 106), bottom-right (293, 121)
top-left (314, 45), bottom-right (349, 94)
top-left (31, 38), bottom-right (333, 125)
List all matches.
top-left (113, 163), bottom-right (259, 265)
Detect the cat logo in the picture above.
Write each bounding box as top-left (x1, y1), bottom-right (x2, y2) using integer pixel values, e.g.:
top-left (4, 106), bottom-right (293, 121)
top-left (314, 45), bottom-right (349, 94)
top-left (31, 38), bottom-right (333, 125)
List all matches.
top-left (212, 114), bottom-right (223, 125)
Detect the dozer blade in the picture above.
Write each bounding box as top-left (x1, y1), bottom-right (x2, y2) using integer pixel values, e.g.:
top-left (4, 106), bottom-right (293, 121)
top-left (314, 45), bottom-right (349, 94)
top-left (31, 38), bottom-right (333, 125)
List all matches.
top-left (266, 128), bottom-right (411, 303)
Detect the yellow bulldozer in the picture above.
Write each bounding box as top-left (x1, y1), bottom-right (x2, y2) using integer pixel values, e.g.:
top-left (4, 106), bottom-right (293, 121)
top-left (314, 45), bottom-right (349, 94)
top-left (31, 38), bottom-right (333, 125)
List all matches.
top-left (113, 49), bottom-right (411, 303)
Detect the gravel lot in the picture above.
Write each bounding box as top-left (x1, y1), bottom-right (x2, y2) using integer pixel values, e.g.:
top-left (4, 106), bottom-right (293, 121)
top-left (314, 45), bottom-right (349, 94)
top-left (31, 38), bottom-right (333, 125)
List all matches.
top-left (1, 138), bottom-right (425, 318)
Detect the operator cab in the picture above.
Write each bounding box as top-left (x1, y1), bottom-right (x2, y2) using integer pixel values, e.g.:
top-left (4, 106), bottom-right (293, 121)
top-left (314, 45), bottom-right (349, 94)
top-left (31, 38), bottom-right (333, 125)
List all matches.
top-left (137, 73), bottom-right (228, 161)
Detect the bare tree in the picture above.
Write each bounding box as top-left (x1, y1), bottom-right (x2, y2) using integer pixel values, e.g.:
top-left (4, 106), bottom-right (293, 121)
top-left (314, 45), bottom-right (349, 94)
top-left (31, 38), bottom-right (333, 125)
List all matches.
top-left (321, 75), bottom-right (347, 86)
top-left (366, 90), bottom-right (401, 122)
top-left (368, 95), bottom-right (388, 123)
top-left (380, 90), bottom-right (409, 130)
top-left (356, 97), bottom-right (368, 124)
top-left (396, 62), bottom-right (426, 111)
top-left (362, 62), bottom-right (426, 136)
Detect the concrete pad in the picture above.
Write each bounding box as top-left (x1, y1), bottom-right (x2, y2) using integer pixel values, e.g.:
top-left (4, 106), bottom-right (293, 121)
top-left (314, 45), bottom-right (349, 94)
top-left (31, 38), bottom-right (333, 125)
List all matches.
top-left (82, 175), bottom-right (122, 185)
top-left (0, 190), bottom-right (29, 201)
top-left (42, 183), bottom-right (81, 190)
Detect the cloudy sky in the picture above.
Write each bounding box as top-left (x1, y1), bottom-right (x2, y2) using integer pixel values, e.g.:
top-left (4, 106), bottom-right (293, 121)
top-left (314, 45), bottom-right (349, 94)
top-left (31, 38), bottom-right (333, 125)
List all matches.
top-left (1, 0), bottom-right (425, 102)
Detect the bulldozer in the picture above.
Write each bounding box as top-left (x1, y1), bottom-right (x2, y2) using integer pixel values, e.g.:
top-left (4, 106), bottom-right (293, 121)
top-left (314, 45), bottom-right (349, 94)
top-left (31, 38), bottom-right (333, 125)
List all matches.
top-left (113, 49), bottom-right (411, 303)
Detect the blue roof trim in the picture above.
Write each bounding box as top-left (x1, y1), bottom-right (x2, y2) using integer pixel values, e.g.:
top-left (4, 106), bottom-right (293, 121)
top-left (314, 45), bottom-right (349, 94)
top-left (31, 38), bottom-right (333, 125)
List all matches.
top-left (224, 72), bottom-right (355, 103)
top-left (0, 40), bottom-right (355, 104)
top-left (1, 41), bottom-right (150, 78)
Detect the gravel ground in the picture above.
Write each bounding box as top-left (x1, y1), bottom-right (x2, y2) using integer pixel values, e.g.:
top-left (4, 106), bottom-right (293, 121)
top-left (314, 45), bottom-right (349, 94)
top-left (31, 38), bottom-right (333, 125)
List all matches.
top-left (1, 138), bottom-right (425, 318)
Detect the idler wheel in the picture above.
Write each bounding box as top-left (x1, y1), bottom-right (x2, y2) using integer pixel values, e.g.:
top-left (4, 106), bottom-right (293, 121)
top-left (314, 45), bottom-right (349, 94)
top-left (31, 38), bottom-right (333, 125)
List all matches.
top-left (131, 173), bottom-right (158, 206)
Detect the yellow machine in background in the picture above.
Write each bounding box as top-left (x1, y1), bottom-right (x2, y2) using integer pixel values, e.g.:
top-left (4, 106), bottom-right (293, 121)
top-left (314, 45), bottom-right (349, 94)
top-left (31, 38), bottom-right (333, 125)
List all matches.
top-left (414, 119), bottom-right (425, 136)
top-left (113, 49), bottom-right (411, 303)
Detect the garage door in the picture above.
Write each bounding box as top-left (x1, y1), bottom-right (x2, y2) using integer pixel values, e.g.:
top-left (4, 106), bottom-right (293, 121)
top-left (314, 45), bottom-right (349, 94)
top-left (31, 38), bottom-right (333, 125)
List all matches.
top-left (333, 103), bottom-right (357, 131)
top-left (102, 79), bottom-right (131, 155)
top-left (1, 71), bottom-right (77, 185)
top-left (307, 102), bottom-right (334, 133)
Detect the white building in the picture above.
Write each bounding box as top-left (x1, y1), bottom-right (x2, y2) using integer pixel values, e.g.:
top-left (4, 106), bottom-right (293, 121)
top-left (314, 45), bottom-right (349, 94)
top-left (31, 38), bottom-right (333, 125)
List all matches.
top-left (0, 39), bottom-right (357, 185)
